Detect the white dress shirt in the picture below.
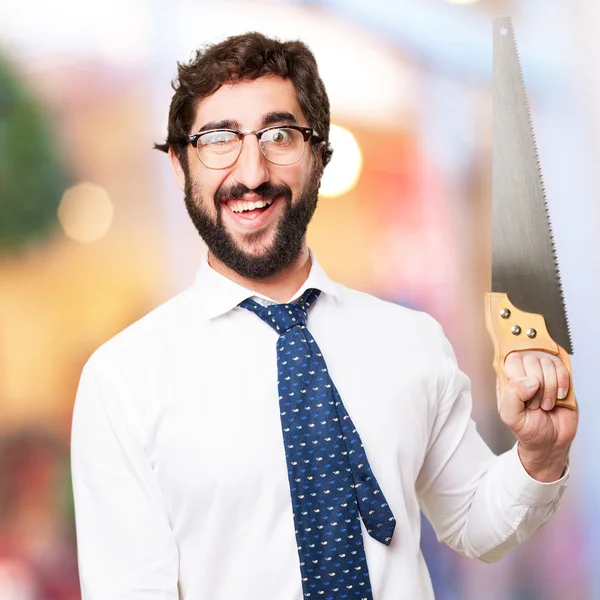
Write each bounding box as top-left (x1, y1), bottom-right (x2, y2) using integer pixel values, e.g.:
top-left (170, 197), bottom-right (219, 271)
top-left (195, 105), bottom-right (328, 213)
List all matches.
top-left (71, 252), bottom-right (568, 600)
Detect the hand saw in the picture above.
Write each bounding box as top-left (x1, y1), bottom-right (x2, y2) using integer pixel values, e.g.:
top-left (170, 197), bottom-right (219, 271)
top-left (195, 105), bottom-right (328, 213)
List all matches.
top-left (485, 17), bottom-right (577, 411)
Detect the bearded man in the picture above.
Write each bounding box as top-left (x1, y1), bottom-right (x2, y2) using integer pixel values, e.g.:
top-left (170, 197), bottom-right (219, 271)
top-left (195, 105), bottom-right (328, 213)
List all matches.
top-left (71, 32), bottom-right (577, 600)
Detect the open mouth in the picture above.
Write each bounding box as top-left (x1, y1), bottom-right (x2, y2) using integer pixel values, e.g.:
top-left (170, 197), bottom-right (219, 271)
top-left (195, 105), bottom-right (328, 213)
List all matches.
top-left (226, 197), bottom-right (274, 214)
top-left (221, 195), bottom-right (281, 227)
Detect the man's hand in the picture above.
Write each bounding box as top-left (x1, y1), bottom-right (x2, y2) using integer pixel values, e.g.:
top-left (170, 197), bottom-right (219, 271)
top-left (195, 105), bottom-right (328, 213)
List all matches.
top-left (498, 351), bottom-right (579, 482)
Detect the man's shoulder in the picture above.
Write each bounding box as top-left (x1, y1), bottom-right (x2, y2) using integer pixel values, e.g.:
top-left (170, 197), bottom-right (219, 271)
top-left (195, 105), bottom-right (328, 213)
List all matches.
top-left (332, 284), bottom-right (455, 370)
top-left (336, 284), bottom-right (441, 330)
top-left (85, 286), bottom-right (196, 374)
top-left (329, 283), bottom-right (449, 353)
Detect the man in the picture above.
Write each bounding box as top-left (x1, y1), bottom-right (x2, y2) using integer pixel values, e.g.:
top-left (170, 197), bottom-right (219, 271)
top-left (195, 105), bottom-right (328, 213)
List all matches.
top-left (71, 33), bottom-right (578, 599)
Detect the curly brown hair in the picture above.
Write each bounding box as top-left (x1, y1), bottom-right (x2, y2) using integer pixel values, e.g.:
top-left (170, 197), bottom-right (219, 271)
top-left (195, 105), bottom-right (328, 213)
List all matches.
top-left (154, 32), bottom-right (333, 174)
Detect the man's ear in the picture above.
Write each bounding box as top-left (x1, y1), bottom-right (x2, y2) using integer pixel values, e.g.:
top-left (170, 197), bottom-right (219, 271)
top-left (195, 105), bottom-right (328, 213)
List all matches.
top-left (315, 141), bottom-right (327, 186)
top-left (169, 148), bottom-right (187, 191)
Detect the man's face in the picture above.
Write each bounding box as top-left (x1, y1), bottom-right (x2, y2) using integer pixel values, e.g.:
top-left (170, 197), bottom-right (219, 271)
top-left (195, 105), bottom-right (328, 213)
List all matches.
top-left (172, 76), bottom-right (321, 279)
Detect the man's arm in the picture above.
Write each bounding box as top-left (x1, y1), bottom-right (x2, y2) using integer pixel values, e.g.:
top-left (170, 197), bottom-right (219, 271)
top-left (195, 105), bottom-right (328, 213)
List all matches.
top-left (71, 360), bottom-right (179, 599)
top-left (415, 325), bottom-right (569, 563)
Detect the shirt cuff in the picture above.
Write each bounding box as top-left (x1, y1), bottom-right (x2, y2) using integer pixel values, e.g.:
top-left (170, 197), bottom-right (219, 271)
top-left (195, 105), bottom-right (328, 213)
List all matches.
top-left (499, 443), bottom-right (569, 507)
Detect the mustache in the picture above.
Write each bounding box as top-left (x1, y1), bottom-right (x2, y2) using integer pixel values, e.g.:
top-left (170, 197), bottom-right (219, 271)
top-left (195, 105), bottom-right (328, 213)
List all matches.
top-left (214, 182), bottom-right (292, 204)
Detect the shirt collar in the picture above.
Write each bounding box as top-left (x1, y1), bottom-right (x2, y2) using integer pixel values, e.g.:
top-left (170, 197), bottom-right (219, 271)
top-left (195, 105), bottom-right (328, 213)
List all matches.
top-left (192, 250), bottom-right (342, 320)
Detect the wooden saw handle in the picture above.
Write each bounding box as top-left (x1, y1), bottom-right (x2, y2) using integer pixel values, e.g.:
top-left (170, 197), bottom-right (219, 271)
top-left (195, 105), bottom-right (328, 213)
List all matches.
top-left (484, 292), bottom-right (577, 411)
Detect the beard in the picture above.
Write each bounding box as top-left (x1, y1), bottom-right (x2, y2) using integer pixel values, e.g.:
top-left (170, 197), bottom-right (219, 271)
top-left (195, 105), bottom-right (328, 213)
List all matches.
top-left (183, 166), bottom-right (320, 279)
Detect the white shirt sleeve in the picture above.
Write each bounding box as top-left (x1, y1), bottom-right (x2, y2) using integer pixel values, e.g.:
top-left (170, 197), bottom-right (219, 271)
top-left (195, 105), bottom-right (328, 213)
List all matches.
top-left (71, 359), bottom-right (180, 599)
top-left (415, 327), bottom-right (568, 562)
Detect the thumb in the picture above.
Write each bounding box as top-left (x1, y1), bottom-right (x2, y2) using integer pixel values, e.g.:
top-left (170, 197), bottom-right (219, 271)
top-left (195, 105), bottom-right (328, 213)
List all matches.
top-left (503, 376), bottom-right (540, 409)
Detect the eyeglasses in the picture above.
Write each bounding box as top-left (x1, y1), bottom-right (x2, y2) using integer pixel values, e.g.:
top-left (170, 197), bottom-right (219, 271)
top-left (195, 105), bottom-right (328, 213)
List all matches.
top-left (187, 125), bottom-right (319, 170)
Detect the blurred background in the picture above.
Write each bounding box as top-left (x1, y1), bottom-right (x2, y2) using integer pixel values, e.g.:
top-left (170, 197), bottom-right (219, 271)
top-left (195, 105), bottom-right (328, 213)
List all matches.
top-left (0, 0), bottom-right (599, 598)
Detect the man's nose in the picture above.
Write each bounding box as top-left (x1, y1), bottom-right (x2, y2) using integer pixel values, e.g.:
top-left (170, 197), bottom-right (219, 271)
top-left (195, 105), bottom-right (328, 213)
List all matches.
top-left (231, 135), bottom-right (270, 190)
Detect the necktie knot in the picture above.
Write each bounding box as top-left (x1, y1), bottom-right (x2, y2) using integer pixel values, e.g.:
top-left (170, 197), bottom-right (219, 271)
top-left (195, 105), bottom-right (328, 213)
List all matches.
top-left (240, 288), bottom-right (321, 334)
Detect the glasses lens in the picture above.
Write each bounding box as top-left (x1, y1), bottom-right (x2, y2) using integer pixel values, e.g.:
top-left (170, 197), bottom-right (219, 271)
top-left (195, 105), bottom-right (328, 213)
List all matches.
top-left (197, 130), bottom-right (240, 168)
top-left (260, 128), bottom-right (305, 166)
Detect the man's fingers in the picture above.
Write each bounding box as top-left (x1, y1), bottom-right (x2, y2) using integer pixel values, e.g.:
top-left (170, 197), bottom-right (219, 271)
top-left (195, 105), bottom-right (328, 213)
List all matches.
top-left (504, 351), bottom-right (570, 411)
top-left (556, 360), bottom-right (570, 400)
top-left (522, 354), bottom-right (545, 410)
top-left (504, 352), bottom-right (526, 378)
top-left (539, 357), bottom-right (558, 411)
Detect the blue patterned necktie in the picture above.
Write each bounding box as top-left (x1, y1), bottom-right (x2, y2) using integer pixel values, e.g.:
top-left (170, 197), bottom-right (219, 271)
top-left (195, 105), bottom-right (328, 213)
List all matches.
top-left (240, 288), bottom-right (395, 600)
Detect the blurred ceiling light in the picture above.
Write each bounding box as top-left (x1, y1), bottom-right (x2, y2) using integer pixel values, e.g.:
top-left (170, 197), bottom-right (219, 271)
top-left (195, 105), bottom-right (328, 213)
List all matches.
top-left (319, 125), bottom-right (363, 198)
top-left (58, 182), bottom-right (114, 243)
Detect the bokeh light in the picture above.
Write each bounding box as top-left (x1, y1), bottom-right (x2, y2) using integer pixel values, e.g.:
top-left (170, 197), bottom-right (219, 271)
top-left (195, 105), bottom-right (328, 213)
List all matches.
top-left (319, 125), bottom-right (363, 198)
top-left (58, 182), bottom-right (114, 243)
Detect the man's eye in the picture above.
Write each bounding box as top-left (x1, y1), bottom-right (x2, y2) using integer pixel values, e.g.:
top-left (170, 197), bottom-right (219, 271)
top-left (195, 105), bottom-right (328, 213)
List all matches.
top-left (264, 128), bottom-right (292, 144)
top-left (200, 132), bottom-right (236, 145)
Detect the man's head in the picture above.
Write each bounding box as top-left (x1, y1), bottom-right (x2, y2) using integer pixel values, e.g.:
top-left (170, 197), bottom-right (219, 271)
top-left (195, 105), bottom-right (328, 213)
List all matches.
top-left (155, 33), bottom-right (332, 279)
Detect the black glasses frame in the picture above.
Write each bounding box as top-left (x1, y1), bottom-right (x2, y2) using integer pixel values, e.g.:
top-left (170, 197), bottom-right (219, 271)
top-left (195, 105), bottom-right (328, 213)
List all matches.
top-left (187, 125), bottom-right (319, 148)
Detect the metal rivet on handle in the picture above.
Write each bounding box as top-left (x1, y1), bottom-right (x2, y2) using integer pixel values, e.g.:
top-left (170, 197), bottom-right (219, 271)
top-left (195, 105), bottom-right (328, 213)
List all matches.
top-left (511, 325), bottom-right (522, 335)
top-left (526, 328), bottom-right (537, 339)
top-left (500, 308), bottom-right (511, 319)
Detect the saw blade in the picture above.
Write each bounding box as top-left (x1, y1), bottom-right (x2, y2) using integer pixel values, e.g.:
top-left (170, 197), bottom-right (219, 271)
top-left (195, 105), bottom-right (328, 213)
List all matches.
top-left (492, 16), bottom-right (573, 354)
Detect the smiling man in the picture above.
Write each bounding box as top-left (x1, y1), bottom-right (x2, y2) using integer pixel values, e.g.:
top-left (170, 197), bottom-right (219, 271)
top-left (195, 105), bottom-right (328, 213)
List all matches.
top-left (71, 33), bottom-right (577, 600)
top-left (174, 75), bottom-right (321, 290)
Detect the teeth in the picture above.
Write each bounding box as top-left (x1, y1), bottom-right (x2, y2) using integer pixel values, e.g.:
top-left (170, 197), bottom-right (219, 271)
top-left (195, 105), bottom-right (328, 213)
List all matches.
top-left (229, 198), bottom-right (273, 213)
